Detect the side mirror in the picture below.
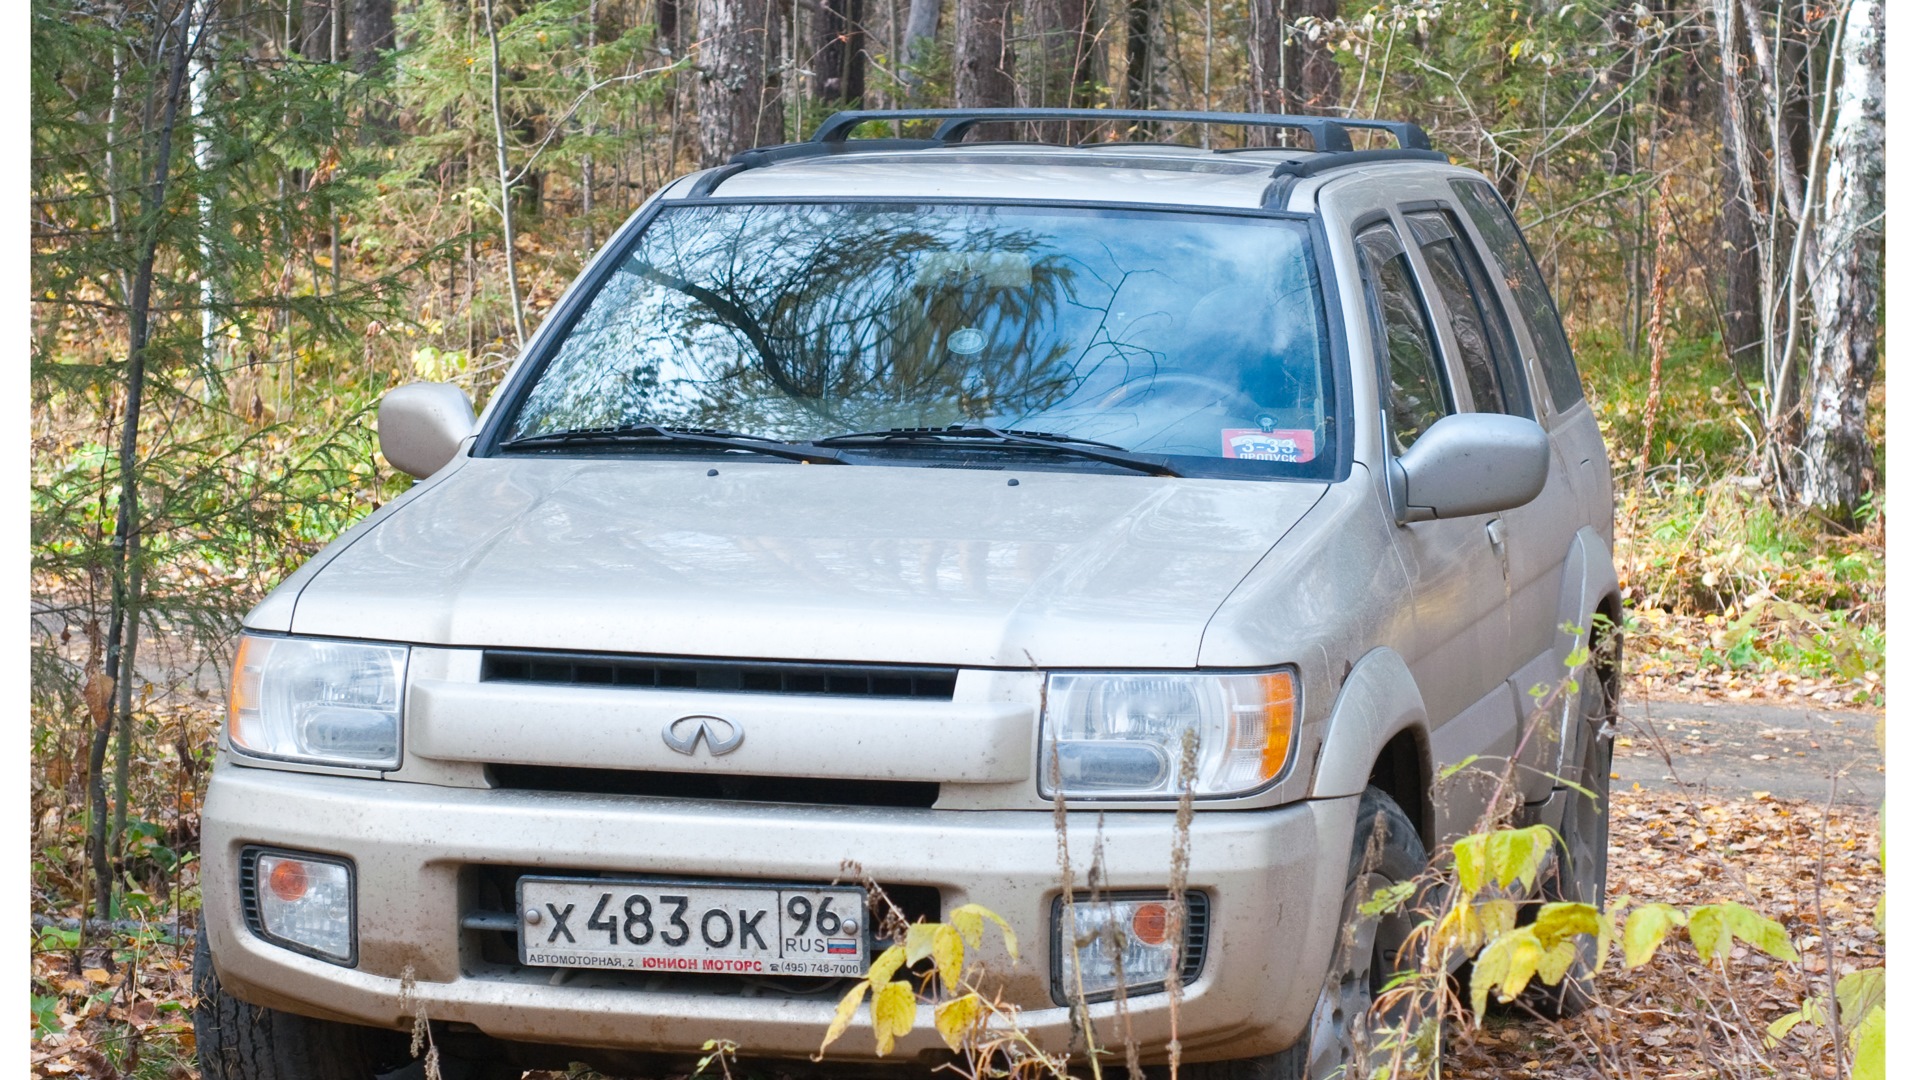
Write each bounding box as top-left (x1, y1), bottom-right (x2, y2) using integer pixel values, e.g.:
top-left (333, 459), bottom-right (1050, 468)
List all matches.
top-left (1392, 413), bottom-right (1549, 521)
top-left (378, 383), bottom-right (476, 480)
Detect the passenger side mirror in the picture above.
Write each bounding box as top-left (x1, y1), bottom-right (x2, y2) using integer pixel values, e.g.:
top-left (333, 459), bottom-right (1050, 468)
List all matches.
top-left (378, 382), bottom-right (476, 480)
top-left (1392, 413), bottom-right (1549, 521)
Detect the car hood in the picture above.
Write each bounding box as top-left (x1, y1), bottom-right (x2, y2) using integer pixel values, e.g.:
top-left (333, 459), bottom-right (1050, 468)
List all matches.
top-left (282, 457), bottom-right (1327, 667)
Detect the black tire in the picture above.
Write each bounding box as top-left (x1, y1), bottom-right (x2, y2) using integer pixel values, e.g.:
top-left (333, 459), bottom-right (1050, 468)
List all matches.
top-left (1182, 786), bottom-right (1429, 1080)
top-left (1528, 654), bottom-right (1615, 1018)
top-left (192, 931), bottom-right (413, 1080)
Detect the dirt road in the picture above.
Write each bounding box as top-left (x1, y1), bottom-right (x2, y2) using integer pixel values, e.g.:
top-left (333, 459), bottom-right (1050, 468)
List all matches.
top-left (1610, 693), bottom-right (1883, 805)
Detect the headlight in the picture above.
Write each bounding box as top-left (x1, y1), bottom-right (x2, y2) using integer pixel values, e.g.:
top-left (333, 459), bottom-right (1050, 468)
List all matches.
top-left (1039, 670), bottom-right (1297, 798)
top-left (227, 634), bottom-right (408, 769)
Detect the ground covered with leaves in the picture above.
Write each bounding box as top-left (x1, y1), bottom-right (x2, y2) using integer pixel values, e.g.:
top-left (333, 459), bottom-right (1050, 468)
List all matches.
top-left (1448, 789), bottom-right (1883, 1080)
top-left (28, 780), bottom-right (1882, 1080)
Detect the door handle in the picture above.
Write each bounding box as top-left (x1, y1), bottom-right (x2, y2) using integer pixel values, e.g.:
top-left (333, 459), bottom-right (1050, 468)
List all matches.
top-left (1486, 519), bottom-right (1507, 549)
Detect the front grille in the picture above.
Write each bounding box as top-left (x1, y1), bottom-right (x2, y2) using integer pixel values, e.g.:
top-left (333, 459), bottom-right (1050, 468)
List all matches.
top-left (482, 651), bottom-right (958, 700)
top-left (488, 764), bottom-right (940, 809)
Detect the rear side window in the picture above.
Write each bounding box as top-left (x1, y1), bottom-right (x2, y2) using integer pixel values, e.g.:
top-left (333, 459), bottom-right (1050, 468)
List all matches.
top-left (1406, 211), bottom-right (1512, 416)
top-left (1356, 224), bottom-right (1450, 453)
top-left (1451, 180), bottom-right (1584, 413)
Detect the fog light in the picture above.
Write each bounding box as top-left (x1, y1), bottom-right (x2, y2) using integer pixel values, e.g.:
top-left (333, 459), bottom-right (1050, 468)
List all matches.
top-left (1051, 892), bottom-right (1207, 1003)
top-left (247, 850), bottom-right (356, 965)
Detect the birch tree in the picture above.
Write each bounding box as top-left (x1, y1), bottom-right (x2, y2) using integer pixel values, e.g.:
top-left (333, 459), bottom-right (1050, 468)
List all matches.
top-left (1799, 0), bottom-right (1883, 516)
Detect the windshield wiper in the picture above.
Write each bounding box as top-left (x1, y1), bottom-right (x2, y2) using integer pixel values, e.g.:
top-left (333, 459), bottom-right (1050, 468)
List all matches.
top-left (811, 425), bottom-right (1183, 478)
top-left (501, 425), bottom-right (850, 465)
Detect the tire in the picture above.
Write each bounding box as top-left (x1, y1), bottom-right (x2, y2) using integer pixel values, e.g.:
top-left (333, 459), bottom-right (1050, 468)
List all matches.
top-left (1182, 786), bottom-right (1429, 1080)
top-left (1527, 655), bottom-right (1615, 1017)
top-left (192, 931), bottom-right (414, 1080)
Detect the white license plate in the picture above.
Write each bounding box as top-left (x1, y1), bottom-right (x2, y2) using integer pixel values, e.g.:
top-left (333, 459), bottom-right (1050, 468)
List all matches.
top-left (516, 877), bottom-right (869, 978)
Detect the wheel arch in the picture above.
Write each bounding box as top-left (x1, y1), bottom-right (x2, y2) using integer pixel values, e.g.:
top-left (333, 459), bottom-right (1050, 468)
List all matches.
top-left (1309, 646), bottom-right (1436, 847)
top-left (1554, 526), bottom-right (1623, 674)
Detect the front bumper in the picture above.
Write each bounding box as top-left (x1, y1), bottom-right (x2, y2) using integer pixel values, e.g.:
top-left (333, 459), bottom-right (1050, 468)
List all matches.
top-left (202, 762), bottom-right (1359, 1064)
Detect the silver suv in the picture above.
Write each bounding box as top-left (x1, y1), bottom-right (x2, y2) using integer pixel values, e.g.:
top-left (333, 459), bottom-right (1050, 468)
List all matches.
top-left (193, 109), bottom-right (1619, 1080)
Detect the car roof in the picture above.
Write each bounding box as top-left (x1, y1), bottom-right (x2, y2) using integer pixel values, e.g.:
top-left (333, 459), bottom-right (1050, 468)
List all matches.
top-left (703, 145), bottom-right (1317, 209)
top-left (661, 110), bottom-right (1465, 213)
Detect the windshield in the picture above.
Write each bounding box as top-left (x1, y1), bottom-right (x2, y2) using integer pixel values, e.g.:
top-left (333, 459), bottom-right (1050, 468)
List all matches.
top-left (497, 202), bottom-right (1339, 479)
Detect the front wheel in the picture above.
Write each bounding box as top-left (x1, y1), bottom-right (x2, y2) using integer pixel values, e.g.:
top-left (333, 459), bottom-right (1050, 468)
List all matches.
top-left (192, 931), bottom-right (415, 1080)
top-left (1183, 786), bottom-right (1430, 1080)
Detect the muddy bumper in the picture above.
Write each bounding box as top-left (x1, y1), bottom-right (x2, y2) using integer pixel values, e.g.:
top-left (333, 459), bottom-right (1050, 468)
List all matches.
top-left (202, 763), bottom-right (1359, 1064)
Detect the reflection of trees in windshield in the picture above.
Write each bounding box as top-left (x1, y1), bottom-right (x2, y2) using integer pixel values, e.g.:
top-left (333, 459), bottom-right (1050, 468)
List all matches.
top-left (512, 206), bottom-right (1095, 437)
top-left (643, 207), bottom-right (1088, 428)
top-left (505, 204), bottom-right (1329, 454)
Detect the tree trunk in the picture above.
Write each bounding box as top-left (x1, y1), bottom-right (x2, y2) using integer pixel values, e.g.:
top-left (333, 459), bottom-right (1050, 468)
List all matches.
top-left (1245, 0), bottom-right (1282, 142)
top-left (1020, 0), bottom-right (1096, 139)
top-left (481, 0), bottom-right (529, 348)
top-left (953, 0), bottom-right (1014, 135)
top-left (1124, 0), bottom-right (1161, 112)
top-left (190, 16), bottom-right (218, 371)
top-left (351, 0), bottom-right (394, 71)
top-left (89, 0), bottom-right (201, 923)
top-left (1799, 0), bottom-right (1883, 517)
top-left (659, 0), bottom-right (682, 47)
top-left (903, 0), bottom-right (939, 88)
top-left (1717, 50), bottom-right (1764, 377)
top-left (813, 0), bottom-right (865, 105)
top-left (1284, 0), bottom-right (1337, 110)
top-left (696, 0), bottom-right (785, 165)
top-left (297, 0), bottom-right (332, 58)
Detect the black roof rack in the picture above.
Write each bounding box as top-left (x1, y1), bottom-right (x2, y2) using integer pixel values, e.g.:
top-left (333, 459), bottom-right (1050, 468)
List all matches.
top-left (686, 108), bottom-right (1438, 199)
top-left (810, 108), bottom-right (1431, 152)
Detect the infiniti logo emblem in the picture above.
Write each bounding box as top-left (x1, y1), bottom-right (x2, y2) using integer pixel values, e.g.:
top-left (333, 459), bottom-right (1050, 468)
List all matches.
top-left (662, 714), bottom-right (745, 756)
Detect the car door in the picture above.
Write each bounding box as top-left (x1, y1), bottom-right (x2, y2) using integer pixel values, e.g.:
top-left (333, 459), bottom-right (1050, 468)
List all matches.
top-left (1353, 218), bottom-right (1515, 839)
top-left (1439, 184), bottom-right (1601, 804)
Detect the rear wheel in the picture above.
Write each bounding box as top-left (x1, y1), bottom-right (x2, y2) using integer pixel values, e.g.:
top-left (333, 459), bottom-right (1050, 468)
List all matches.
top-left (1182, 786), bottom-right (1429, 1080)
top-left (1529, 648), bottom-right (1615, 1017)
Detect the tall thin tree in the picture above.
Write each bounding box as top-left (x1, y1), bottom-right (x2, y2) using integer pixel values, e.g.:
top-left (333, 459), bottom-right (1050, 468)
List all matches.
top-left (1285, 0), bottom-right (1337, 110)
top-left (1022, 0), bottom-right (1098, 133)
top-left (813, 0), bottom-right (865, 105)
top-left (903, 0), bottom-right (939, 93)
top-left (352, 0), bottom-right (394, 70)
top-left (88, 0), bottom-right (207, 922)
top-left (1800, 0), bottom-right (1883, 517)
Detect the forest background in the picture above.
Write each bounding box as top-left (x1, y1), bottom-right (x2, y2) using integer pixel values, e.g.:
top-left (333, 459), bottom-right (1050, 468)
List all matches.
top-left (28, 0), bottom-right (1887, 1076)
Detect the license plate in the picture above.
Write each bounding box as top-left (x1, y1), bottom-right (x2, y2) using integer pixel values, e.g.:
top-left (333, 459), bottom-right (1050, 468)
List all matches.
top-left (516, 877), bottom-right (869, 978)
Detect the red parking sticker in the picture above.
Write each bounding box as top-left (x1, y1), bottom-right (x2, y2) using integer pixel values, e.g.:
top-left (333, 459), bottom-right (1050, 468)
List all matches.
top-left (1221, 429), bottom-right (1315, 462)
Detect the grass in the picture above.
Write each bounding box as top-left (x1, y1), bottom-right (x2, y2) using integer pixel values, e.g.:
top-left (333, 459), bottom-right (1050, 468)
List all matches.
top-left (1572, 324), bottom-right (1885, 701)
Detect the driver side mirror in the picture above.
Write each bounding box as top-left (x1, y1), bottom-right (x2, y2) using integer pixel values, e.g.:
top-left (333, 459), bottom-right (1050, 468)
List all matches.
top-left (378, 382), bottom-right (476, 480)
top-left (1392, 413), bottom-right (1549, 521)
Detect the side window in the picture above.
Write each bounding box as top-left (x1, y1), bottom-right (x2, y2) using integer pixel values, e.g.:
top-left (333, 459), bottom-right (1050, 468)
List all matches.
top-left (1451, 179), bottom-right (1584, 413)
top-left (1355, 223), bottom-right (1450, 453)
top-left (1405, 210), bottom-right (1533, 418)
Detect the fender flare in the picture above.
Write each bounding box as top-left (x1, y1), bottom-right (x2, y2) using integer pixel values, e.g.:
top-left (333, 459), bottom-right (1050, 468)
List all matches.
top-left (1553, 525), bottom-right (1623, 668)
top-left (1309, 646), bottom-right (1431, 806)
top-left (1543, 526), bottom-right (1624, 777)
